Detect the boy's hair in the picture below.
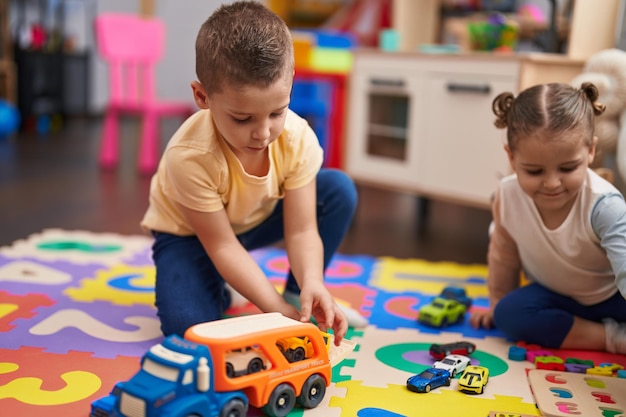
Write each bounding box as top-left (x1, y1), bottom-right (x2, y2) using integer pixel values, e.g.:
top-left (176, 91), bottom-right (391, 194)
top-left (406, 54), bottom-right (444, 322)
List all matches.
top-left (195, 1), bottom-right (294, 96)
top-left (492, 82), bottom-right (606, 151)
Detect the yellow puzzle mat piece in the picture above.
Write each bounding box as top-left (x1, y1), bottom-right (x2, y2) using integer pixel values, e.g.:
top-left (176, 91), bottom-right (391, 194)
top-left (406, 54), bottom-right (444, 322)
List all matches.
top-left (330, 380), bottom-right (541, 417)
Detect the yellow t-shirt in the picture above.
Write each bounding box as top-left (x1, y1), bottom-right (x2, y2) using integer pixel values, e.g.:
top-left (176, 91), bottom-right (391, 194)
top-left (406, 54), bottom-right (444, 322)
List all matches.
top-left (140, 109), bottom-right (323, 236)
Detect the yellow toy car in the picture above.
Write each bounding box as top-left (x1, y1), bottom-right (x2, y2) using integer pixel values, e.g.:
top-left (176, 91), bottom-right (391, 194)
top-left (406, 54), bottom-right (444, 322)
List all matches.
top-left (458, 365), bottom-right (489, 395)
top-left (276, 336), bottom-right (315, 362)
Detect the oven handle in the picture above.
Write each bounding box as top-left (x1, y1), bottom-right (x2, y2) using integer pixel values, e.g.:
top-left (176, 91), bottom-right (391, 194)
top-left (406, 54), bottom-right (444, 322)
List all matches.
top-left (446, 83), bottom-right (491, 94)
top-left (370, 78), bottom-right (406, 88)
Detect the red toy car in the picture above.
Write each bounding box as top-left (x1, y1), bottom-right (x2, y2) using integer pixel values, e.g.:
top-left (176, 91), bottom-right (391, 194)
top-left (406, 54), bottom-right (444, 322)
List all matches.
top-left (429, 341), bottom-right (476, 360)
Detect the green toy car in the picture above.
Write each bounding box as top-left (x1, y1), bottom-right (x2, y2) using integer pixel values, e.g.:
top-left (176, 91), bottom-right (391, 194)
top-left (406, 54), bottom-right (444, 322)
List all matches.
top-left (418, 297), bottom-right (466, 327)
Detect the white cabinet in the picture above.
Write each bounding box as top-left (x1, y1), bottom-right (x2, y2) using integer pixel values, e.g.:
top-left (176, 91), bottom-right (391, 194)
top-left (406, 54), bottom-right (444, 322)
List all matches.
top-left (346, 64), bottom-right (424, 190)
top-left (419, 69), bottom-right (517, 205)
top-left (346, 51), bottom-right (517, 208)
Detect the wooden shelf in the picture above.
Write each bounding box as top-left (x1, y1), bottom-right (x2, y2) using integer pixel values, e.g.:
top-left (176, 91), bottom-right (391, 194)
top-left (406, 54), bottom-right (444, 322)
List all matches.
top-left (0, 0), bottom-right (14, 103)
top-left (0, 59), bottom-right (16, 103)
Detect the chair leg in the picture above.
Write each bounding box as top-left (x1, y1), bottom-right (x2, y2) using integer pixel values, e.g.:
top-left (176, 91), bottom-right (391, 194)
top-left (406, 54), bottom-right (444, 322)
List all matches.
top-left (138, 112), bottom-right (159, 175)
top-left (99, 109), bottom-right (120, 169)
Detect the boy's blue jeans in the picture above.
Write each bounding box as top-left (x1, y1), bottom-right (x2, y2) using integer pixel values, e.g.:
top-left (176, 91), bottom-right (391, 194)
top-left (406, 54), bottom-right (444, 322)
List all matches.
top-left (151, 169), bottom-right (358, 336)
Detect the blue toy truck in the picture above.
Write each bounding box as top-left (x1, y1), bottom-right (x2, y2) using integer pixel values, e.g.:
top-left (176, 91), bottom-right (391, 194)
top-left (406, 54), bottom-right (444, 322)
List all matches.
top-left (90, 335), bottom-right (248, 417)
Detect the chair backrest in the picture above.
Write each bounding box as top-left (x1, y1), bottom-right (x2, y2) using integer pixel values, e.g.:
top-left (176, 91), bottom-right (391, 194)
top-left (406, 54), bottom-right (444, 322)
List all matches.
top-left (95, 13), bottom-right (165, 105)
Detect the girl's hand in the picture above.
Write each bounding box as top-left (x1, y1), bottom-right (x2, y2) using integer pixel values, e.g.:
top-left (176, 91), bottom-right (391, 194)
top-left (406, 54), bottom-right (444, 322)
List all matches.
top-left (299, 282), bottom-right (348, 345)
top-left (469, 308), bottom-right (495, 330)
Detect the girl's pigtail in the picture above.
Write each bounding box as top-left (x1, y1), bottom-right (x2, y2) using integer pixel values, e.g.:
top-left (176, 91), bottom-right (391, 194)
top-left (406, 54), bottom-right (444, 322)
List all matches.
top-left (492, 92), bottom-right (514, 129)
top-left (580, 82), bottom-right (606, 116)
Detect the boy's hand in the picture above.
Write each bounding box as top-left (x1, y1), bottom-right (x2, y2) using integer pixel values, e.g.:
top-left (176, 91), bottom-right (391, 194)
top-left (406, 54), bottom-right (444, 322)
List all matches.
top-left (275, 302), bottom-right (303, 323)
top-left (469, 308), bottom-right (495, 330)
top-left (299, 282), bottom-right (348, 345)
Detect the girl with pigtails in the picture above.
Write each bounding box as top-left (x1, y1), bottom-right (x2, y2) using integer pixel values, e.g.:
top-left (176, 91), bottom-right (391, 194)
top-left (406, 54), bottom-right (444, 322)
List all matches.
top-left (470, 82), bottom-right (626, 354)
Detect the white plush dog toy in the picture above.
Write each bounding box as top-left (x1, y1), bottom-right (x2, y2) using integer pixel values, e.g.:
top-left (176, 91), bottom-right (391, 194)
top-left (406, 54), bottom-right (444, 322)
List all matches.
top-left (571, 49), bottom-right (626, 185)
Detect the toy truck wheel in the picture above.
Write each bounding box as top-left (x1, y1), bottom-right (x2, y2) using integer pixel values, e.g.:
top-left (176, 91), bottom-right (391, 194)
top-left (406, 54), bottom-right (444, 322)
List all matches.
top-left (291, 347), bottom-right (305, 362)
top-left (219, 398), bottom-right (247, 417)
top-left (226, 362), bottom-right (235, 378)
top-left (297, 374), bottom-right (326, 408)
top-left (247, 357), bottom-right (265, 374)
top-left (263, 383), bottom-right (296, 417)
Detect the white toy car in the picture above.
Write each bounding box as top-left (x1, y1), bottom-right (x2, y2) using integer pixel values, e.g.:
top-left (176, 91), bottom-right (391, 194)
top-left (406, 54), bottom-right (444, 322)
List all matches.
top-left (432, 354), bottom-right (471, 377)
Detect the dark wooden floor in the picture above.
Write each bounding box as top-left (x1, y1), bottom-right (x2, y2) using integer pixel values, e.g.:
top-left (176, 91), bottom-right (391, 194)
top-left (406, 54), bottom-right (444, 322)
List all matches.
top-left (0, 117), bottom-right (492, 265)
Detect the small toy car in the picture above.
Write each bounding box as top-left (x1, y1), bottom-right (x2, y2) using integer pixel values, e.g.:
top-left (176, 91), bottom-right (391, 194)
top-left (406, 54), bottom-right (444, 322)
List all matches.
top-left (439, 286), bottom-right (472, 309)
top-left (225, 346), bottom-right (271, 378)
top-left (276, 336), bottom-right (314, 362)
top-left (406, 367), bottom-right (451, 393)
top-left (418, 297), bottom-right (466, 327)
top-left (429, 341), bottom-right (476, 360)
top-left (458, 365), bottom-right (489, 395)
top-left (432, 354), bottom-right (471, 377)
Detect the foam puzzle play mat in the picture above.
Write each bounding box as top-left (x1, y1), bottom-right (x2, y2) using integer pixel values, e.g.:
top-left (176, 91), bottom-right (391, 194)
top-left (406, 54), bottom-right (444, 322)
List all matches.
top-left (2, 229), bottom-right (625, 417)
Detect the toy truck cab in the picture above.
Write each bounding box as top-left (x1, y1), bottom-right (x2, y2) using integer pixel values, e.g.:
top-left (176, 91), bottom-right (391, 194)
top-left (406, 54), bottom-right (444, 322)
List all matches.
top-left (185, 313), bottom-right (334, 417)
top-left (90, 335), bottom-right (248, 417)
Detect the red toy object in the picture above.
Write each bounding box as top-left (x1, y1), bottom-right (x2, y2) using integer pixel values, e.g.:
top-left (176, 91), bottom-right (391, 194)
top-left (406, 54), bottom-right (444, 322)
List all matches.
top-left (536, 361), bottom-right (566, 371)
top-left (30, 24), bottom-right (46, 49)
top-left (429, 341), bottom-right (476, 360)
top-left (516, 341), bottom-right (542, 351)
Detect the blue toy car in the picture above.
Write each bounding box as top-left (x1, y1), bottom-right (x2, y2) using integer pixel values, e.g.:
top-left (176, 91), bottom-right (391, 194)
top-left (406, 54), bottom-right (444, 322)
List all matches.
top-left (406, 367), bottom-right (451, 393)
top-left (440, 286), bottom-right (472, 309)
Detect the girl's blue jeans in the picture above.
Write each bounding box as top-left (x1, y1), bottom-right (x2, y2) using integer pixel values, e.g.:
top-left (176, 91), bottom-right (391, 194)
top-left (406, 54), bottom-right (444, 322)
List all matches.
top-left (150, 168), bottom-right (357, 336)
top-left (494, 282), bottom-right (626, 348)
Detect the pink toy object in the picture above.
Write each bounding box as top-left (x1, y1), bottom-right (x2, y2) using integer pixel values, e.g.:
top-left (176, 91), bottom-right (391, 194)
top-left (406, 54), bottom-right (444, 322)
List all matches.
top-left (95, 13), bottom-right (195, 174)
top-left (517, 4), bottom-right (546, 24)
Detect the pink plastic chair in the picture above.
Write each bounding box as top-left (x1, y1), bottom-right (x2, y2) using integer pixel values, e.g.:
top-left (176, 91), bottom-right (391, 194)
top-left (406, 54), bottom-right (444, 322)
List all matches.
top-left (95, 13), bottom-right (195, 174)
